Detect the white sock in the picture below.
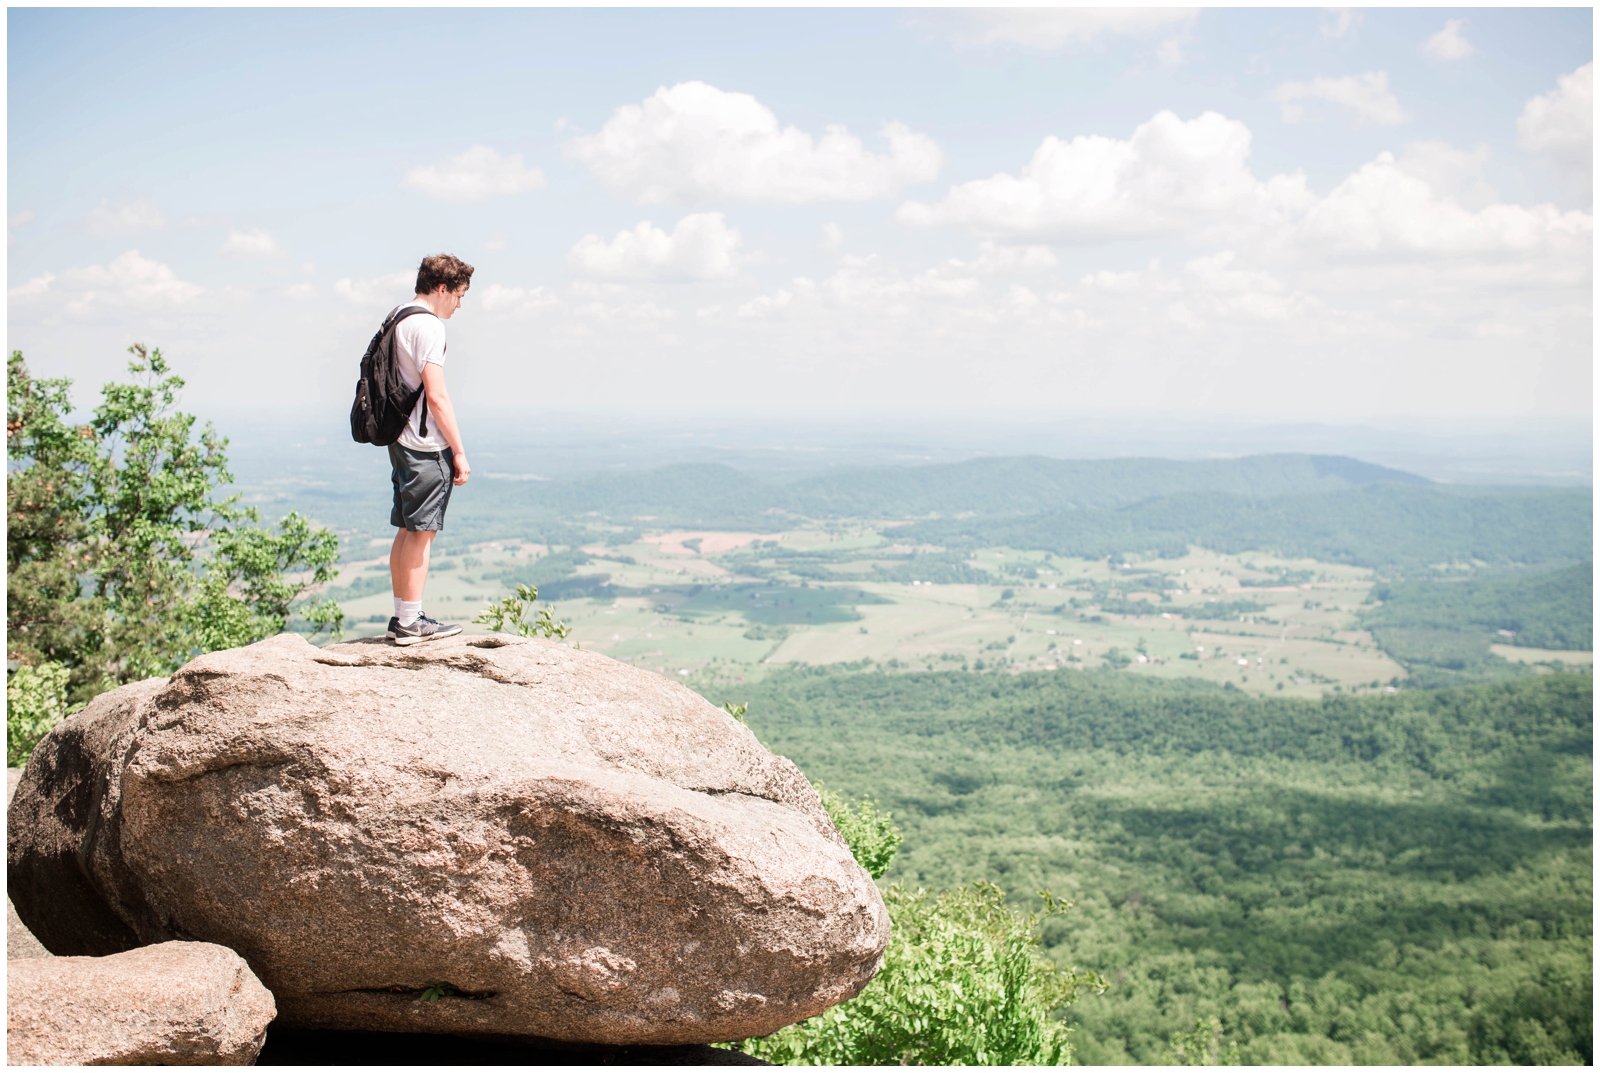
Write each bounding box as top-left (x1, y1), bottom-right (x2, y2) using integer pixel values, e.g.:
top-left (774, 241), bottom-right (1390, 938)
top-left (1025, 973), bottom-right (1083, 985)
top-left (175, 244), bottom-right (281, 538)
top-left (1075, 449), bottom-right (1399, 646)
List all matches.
top-left (395, 599), bottom-right (422, 627)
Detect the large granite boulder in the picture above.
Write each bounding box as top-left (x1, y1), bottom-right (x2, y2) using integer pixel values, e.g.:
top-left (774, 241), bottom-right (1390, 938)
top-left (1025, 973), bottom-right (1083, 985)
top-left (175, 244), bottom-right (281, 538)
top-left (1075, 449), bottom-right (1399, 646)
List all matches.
top-left (7, 941), bottom-right (275, 1065)
top-left (8, 633), bottom-right (888, 1045)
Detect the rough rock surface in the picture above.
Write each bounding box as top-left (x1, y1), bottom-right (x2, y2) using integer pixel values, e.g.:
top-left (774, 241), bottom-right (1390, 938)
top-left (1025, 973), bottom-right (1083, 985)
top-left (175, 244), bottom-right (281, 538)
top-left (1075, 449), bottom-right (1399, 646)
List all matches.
top-left (7, 941), bottom-right (275, 1065)
top-left (7, 768), bottom-right (52, 960)
top-left (8, 633), bottom-right (888, 1045)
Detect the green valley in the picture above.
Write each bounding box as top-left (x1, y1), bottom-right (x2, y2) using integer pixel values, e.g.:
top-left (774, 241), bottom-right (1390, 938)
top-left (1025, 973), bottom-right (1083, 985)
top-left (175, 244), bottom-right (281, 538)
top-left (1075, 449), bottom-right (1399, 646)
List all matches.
top-left (711, 668), bottom-right (1592, 1065)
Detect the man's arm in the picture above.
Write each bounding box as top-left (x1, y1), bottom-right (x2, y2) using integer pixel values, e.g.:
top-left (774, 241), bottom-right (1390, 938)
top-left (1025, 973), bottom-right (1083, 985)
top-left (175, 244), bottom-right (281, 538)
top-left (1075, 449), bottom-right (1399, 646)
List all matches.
top-left (420, 362), bottom-right (470, 486)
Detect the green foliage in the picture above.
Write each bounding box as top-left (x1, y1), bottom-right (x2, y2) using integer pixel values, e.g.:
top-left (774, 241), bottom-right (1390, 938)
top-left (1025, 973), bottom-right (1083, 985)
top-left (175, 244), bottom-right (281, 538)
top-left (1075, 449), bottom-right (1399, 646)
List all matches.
top-left (817, 788), bottom-right (904, 879)
top-left (7, 348), bottom-right (345, 702)
top-left (899, 485), bottom-right (1591, 573)
top-left (6, 661), bottom-right (81, 766)
top-left (1182, 599), bottom-right (1269, 621)
top-left (417, 982), bottom-right (457, 1004)
top-left (722, 701), bottom-right (748, 723)
top-left (717, 667), bottom-right (1591, 1065)
top-left (676, 582), bottom-right (885, 626)
top-left (187, 512), bottom-right (344, 651)
top-left (874, 552), bottom-right (993, 586)
top-left (736, 882), bottom-right (1107, 1066)
top-left (1164, 1018), bottom-right (1240, 1066)
top-left (1362, 562), bottom-right (1593, 685)
top-left (473, 583), bottom-right (573, 641)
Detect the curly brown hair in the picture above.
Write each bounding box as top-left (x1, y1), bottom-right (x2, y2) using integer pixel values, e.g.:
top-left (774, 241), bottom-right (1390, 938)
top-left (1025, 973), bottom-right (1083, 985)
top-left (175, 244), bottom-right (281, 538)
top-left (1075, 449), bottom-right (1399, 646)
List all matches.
top-left (415, 254), bottom-right (474, 295)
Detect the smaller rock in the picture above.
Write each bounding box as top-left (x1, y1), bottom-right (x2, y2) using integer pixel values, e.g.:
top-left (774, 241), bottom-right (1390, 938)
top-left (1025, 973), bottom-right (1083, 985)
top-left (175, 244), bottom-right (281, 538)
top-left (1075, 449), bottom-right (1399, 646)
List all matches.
top-left (7, 941), bottom-right (275, 1066)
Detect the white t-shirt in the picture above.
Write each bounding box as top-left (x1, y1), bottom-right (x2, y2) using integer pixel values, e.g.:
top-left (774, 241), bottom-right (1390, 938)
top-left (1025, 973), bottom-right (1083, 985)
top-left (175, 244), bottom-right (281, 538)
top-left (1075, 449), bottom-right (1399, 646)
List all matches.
top-left (388, 302), bottom-right (448, 452)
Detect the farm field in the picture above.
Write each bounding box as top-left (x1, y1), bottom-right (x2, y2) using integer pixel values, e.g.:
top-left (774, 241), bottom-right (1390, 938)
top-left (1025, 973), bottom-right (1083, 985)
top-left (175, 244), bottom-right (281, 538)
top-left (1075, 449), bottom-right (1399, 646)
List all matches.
top-left (319, 523), bottom-right (1507, 698)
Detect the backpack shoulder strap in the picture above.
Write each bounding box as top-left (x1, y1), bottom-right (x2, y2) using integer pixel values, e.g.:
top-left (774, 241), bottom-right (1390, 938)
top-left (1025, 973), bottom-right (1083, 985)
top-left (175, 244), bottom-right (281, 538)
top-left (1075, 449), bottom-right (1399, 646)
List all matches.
top-left (386, 305), bottom-right (443, 439)
top-left (385, 304), bottom-right (434, 333)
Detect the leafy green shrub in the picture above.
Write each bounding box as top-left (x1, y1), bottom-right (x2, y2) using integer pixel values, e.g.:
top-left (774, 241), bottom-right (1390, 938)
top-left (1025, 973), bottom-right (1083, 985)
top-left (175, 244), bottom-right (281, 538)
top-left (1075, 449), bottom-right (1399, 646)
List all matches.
top-left (473, 584), bottom-right (572, 641)
top-left (730, 783), bottom-right (1105, 1065)
top-left (734, 883), bottom-right (1106, 1065)
top-left (7, 661), bottom-right (80, 766)
top-left (817, 789), bottom-right (903, 879)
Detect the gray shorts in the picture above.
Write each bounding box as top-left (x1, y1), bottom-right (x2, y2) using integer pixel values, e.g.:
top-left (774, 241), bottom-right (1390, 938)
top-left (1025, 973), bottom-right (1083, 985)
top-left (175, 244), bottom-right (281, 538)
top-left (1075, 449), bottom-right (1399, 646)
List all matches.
top-left (389, 443), bottom-right (454, 531)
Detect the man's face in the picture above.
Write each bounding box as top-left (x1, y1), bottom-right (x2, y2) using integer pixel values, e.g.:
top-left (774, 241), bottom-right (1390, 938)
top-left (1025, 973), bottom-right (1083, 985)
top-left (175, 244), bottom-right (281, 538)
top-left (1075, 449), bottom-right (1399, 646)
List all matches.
top-left (435, 284), bottom-right (467, 319)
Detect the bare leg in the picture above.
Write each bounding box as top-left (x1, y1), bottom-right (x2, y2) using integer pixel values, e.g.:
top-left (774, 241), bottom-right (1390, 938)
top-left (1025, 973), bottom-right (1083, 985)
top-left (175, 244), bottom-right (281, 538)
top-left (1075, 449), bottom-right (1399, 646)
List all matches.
top-left (390, 528), bottom-right (437, 604)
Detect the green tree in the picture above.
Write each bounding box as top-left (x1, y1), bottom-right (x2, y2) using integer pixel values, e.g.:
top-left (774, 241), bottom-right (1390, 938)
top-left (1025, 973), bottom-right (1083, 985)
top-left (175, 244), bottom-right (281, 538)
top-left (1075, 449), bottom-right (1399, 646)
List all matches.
top-left (1164, 1017), bottom-right (1240, 1066)
top-left (736, 883), bottom-right (1107, 1065)
top-left (7, 347), bottom-right (344, 706)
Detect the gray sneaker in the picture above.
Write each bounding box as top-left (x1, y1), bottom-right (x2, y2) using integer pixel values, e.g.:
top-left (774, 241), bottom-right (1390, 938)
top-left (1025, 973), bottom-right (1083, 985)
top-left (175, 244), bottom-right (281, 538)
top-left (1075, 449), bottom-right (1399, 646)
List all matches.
top-left (390, 613), bottom-right (463, 646)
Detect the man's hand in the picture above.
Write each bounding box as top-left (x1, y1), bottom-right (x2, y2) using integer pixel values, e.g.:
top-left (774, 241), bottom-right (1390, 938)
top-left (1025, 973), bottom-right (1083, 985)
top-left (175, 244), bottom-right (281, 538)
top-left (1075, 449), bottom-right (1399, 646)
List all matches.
top-left (452, 452), bottom-right (471, 486)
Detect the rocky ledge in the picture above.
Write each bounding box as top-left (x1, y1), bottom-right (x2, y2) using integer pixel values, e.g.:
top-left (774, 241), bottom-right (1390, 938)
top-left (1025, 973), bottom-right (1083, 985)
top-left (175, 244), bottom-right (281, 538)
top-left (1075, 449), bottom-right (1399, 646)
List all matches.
top-left (8, 633), bottom-right (888, 1048)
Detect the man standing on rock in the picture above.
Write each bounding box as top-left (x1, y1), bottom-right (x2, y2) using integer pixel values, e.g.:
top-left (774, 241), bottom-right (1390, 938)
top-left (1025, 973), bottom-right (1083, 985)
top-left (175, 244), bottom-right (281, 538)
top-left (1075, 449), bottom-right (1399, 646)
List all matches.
top-left (386, 254), bottom-right (473, 645)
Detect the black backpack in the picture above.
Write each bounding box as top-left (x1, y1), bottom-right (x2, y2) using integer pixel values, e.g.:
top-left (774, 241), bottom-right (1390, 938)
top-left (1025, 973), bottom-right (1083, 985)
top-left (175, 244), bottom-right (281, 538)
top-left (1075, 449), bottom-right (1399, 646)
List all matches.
top-left (349, 306), bottom-right (438, 446)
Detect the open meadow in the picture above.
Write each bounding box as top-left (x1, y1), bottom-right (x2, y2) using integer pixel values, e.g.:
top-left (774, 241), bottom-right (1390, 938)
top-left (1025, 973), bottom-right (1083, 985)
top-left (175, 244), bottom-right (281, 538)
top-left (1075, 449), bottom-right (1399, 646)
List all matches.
top-left (326, 522), bottom-right (1580, 699)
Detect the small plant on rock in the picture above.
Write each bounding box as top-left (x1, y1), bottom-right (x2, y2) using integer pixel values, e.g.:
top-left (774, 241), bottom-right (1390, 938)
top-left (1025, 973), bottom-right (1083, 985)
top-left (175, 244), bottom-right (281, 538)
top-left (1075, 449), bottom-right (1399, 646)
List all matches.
top-left (417, 981), bottom-right (458, 1004)
top-left (474, 584), bottom-right (573, 643)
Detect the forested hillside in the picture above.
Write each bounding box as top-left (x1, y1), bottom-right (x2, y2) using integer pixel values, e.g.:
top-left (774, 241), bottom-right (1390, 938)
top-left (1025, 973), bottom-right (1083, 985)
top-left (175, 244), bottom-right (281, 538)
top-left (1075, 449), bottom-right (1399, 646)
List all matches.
top-left (1368, 561), bottom-right (1592, 651)
top-left (897, 485), bottom-right (1592, 571)
top-left (710, 668), bottom-right (1592, 1065)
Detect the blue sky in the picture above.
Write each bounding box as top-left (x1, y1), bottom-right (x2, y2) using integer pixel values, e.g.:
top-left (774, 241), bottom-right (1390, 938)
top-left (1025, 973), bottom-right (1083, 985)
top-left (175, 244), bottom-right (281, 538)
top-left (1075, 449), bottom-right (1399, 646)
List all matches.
top-left (8, 7), bottom-right (1593, 424)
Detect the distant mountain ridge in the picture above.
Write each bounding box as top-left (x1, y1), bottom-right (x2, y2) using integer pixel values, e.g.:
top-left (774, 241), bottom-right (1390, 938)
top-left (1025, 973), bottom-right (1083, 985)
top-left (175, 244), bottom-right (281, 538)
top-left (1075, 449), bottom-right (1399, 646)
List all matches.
top-left (470, 452), bottom-right (1429, 523)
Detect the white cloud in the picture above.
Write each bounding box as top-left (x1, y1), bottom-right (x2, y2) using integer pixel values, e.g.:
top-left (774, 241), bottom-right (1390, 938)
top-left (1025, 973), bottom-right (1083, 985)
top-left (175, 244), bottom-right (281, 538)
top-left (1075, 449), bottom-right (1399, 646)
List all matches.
top-left (284, 283), bottom-right (317, 301)
top-left (567, 81), bottom-right (942, 205)
top-left (1319, 9), bottom-right (1361, 40)
top-left (485, 232), bottom-right (509, 252)
top-left (401, 145), bottom-right (548, 204)
top-left (1421, 19), bottom-right (1475, 61)
top-left (478, 283), bottom-right (559, 318)
top-left (1396, 141), bottom-right (1498, 210)
top-left (566, 212), bottom-right (745, 281)
top-left (220, 227), bottom-right (286, 258)
top-left (820, 222), bottom-right (846, 252)
top-left (1080, 268), bottom-right (1144, 291)
top-left (1181, 250), bottom-right (1312, 323)
top-left (948, 8), bottom-right (1197, 49)
top-left (333, 272), bottom-right (414, 307)
top-left (898, 110), bottom-right (1313, 244)
top-left (1517, 63), bottom-right (1593, 193)
top-left (967, 242), bottom-right (1059, 273)
top-left (738, 289), bottom-right (794, 318)
top-left (9, 273), bottom-right (55, 301)
top-left (571, 297), bottom-right (677, 323)
top-left (8, 209), bottom-right (35, 247)
top-left (8, 250), bottom-right (204, 317)
top-left (1299, 152), bottom-right (1592, 263)
top-left (1272, 71), bottom-right (1407, 127)
top-left (1156, 36), bottom-right (1186, 66)
top-left (82, 197), bottom-right (166, 237)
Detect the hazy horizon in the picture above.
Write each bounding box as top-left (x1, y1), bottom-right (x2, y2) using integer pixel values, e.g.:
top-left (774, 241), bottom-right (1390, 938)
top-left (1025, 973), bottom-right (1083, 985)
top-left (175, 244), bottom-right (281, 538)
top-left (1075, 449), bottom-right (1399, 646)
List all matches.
top-left (205, 403), bottom-right (1592, 489)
